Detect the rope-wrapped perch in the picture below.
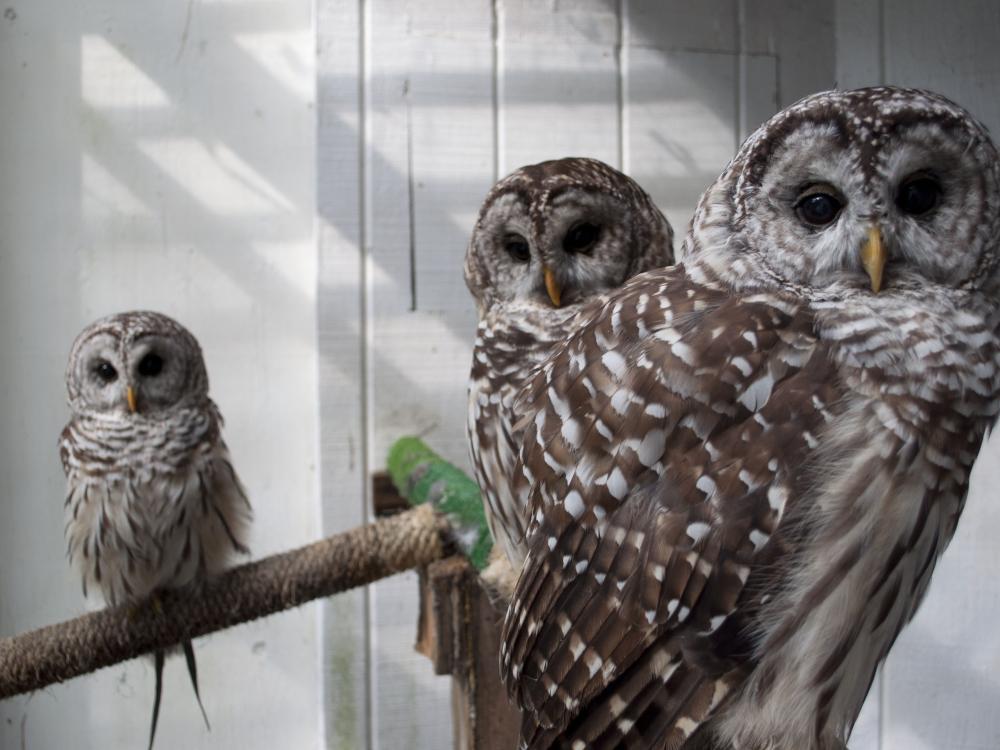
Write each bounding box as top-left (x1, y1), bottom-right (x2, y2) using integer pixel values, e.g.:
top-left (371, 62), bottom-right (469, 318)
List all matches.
top-left (0, 503), bottom-right (448, 699)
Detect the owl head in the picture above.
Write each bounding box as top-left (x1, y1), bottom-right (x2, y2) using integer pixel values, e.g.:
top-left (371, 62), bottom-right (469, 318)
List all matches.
top-left (688, 87), bottom-right (1000, 296)
top-left (464, 157), bottom-right (674, 313)
top-left (66, 311), bottom-right (209, 418)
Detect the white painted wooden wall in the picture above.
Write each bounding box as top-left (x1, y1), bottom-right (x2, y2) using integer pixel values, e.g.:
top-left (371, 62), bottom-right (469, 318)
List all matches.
top-left (2, 1), bottom-right (999, 749)
top-left (0, 1), bottom-right (322, 749)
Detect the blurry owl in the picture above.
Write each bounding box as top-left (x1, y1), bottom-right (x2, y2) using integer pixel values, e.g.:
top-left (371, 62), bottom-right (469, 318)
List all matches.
top-left (501, 88), bottom-right (1000, 749)
top-left (61, 310), bottom-right (251, 748)
top-left (465, 157), bottom-right (674, 587)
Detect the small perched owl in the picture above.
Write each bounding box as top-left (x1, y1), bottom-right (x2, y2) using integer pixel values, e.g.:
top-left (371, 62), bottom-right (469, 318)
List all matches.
top-left (501, 88), bottom-right (1000, 750)
top-left (465, 157), bottom-right (674, 577)
top-left (61, 310), bottom-right (251, 748)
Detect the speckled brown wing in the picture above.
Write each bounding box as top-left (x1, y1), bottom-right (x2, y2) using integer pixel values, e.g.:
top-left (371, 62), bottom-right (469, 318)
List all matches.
top-left (469, 305), bottom-right (582, 567)
top-left (501, 265), bottom-right (843, 748)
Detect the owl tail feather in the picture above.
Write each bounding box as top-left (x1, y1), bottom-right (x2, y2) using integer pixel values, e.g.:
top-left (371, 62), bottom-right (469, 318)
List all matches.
top-left (148, 649), bottom-right (165, 750)
top-left (146, 642), bottom-right (210, 750)
top-left (182, 639), bottom-right (211, 731)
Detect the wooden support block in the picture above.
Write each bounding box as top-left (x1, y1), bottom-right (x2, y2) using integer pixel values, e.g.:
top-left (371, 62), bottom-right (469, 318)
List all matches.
top-left (416, 556), bottom-right (522, 750)
top-left (416, 557), bottom-right (466, 674)
top-left (372, 470), bottom-right (410, 516)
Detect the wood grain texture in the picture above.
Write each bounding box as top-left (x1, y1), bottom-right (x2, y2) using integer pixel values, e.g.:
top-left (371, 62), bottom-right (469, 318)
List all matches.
top-left (364, 1), bottom-right (495, 747)
top-left (625, 44), bottom-right (738, 233)
top-left (741, 0), bottom-right (836, 107)
top-left (834, 0), bottom-right (883, 90)
top-left (498, 0), bottom-right (621, 171)
top-left (317, 1), bottom-right (370, 747)
top-left (416, 557), bottom-right (522, 750)
top-left (1, 2), bottom-right (321, 749)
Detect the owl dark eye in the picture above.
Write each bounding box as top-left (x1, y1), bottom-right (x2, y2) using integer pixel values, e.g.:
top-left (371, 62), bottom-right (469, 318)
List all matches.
top-left (896, 176), bottom-right (941, 216)
top-left (94, 361), bottom-right (118, 383)
top-left (504, 234), bottom-right (531, 263)
top-left (795, 192), bottom-right (843, 227)
top-left (563, 222), bottom-right (601, 253)
top-left (138, 352), bottom-right (164, 377)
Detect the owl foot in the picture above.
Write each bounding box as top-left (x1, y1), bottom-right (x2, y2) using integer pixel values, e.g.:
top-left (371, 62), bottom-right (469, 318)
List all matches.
top-left (480, 545), bottom-right (519, 606)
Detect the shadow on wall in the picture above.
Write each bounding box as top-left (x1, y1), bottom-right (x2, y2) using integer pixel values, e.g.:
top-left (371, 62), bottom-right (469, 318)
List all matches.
top-left (76, 0), bottom-right (812, 373)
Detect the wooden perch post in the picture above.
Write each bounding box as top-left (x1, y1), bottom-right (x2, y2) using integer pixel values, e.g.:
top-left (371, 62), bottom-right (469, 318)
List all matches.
top-left (374, 448), bottom-right (524, 750)
top-left (0, 504), bottom-right (447, 699)
top-left (416, 557), bottom-right (522, 750)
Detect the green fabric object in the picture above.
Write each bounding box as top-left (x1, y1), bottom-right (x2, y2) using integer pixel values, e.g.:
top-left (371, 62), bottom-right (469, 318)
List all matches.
top-left (387, 437), bottom-right (492, 570)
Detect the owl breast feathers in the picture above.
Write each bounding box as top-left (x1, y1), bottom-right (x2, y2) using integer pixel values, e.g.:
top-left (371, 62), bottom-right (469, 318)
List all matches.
top-left (500, 88), bottom-right (1000, 750)
top-left (61, 311), bottom-right (251, 607)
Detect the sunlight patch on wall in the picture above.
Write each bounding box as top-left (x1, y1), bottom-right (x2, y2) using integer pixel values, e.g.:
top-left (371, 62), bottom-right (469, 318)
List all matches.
top-left (250, 240), bottom-right (317, 297)
top-left (76, 241), bottom-right (253, 317)
top-left (81, 153), bottom-right (153, 220)
top-left (138, 138), bottom-right (295, 215)
top-left (81, 35), bottom-right (171, 109)
top-left (233, 31), bottom-right (314, 101)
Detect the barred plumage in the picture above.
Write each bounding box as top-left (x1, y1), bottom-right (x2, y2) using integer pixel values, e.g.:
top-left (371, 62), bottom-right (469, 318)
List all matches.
top-left (465, 157), bottom-right (675, 572)
top-left (60, 310), bottom-right (251, 746)
top-left (501, 88), bottom-right (1000, 749)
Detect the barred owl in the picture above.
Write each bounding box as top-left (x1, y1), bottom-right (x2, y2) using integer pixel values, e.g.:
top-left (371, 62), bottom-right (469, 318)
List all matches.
top-left (61, 311), bottom-right (251, 748)
top-left (465, 157), bottom-right (674, 575)
top-left (501, 88), bottom-right (1000, 750)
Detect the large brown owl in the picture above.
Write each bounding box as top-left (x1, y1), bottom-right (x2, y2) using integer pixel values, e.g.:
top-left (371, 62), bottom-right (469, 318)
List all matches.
top-left (465, 157), bottom-right (674, 580)
top-left (500, 88), bottom-right (1000, 749)
top-left (61, 310), bottom-right (252, 748)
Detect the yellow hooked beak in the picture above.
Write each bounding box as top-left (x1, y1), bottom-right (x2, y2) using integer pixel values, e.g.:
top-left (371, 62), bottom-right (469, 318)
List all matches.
top-left (126, 386), bottom-right (137, 413)
top-left (543, 266), bottom-right (562, 307)
top-left (860, 225), bottom-right (886, 293)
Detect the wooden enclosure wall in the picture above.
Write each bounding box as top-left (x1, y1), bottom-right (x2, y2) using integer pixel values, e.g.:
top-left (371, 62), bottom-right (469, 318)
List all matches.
top-left (1, 1), bottom-right (999, 749)
top-left (0, 1), bottom-right (323, 749)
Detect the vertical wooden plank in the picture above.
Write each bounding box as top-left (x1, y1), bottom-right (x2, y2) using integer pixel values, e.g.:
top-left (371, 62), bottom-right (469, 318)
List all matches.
top-left (0, 3), bottom-right (87, 749)
top-left (366, 0), bottom-right (492, 468)
top-left (317, 1), bottom-right (369, 748)
top-left (624, 0), bottom-right (739, 235)
top-left (365, 1), bottom-right (495, 747)
top-left (629, 0), bottom-right (738, 53)
top-left (833, 0), bottom-right (883, 89)
top-left (741, 0), bottom-right (837, 107)
top-left (876, 6), bottom-right (1000, 749)
top-left (883, 0), bottom-right (1000, 134)
top-left (497, 0), bottom-right (621, 172)
top-left (740, 52), bottom-right (778, 141)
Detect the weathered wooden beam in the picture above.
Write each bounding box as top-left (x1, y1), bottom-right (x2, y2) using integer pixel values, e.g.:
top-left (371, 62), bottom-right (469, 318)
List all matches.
top-left (372, 470), bottom-right (410, 516)
top-left (416, 557), bottom-right (521, 750)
